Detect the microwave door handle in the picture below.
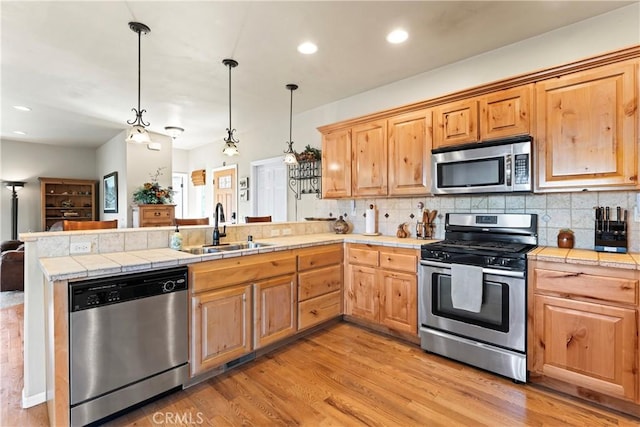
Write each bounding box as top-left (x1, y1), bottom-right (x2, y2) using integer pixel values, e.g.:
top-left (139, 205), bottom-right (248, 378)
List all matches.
top-left (505, 155), bottom-right (512, 187)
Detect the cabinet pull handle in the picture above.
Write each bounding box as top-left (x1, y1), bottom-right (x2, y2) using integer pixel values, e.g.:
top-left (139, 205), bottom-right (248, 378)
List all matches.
top-left (154, 212), bottom-right (161, 216)
top-left (310, 309), bottom-right (318, 315)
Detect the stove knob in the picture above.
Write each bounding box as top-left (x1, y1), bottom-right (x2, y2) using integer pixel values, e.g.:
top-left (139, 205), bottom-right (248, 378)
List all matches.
top-left (485, 256), bottom-right (496, 265)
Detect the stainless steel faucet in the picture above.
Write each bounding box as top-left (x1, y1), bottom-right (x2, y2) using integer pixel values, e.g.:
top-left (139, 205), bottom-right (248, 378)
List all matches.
top-left (213, 202), bottom-right (226, 245)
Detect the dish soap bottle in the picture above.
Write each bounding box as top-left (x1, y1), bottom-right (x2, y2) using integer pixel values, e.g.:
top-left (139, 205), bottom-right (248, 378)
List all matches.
top-left (170, 224), bottom-right (183, 250)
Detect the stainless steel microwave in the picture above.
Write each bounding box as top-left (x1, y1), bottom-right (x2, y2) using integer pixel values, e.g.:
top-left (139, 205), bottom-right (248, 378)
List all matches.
top-left (431, 135), bottom-right (532, 195)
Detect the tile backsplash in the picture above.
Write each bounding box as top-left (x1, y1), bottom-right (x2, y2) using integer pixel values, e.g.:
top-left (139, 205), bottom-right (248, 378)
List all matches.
top-left (302, 191), bottom-right (640, 252)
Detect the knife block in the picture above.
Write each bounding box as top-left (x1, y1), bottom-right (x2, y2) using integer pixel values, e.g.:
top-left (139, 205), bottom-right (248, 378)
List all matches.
top-left (594, 220), bottom-right (627, 253)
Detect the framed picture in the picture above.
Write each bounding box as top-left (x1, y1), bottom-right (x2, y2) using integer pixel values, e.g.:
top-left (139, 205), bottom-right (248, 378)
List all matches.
top-left (103, 172), bottom-right (118, 213)
top-left (239, 176), bottom-right (249, 190)
top-left (240, 189), bottom-right (249, 201)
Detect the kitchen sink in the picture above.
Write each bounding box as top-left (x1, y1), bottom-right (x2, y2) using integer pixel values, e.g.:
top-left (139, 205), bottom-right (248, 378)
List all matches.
top-left (183, 241), bottom-right (274, 254)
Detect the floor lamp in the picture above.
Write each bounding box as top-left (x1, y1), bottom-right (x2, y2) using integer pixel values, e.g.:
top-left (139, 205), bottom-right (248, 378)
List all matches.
top-left (5, 181), bottom-right (25, 240)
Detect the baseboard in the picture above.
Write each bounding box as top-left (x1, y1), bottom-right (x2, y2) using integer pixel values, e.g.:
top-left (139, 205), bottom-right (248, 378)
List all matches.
top-left (22, 388), bottom-right (46, 408)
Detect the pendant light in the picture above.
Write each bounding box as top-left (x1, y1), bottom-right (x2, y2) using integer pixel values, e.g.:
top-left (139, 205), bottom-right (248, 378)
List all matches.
top-left (283, 83), bottom-right (299, 165)
top-left (222, 58), bottom-right (239, 156)
top-left (126, 22), bottom-right (152, 145)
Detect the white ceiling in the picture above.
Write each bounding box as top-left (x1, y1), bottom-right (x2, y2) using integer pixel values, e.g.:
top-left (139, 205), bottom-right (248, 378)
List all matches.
top-left (1, 1), bottom-right (634, 150)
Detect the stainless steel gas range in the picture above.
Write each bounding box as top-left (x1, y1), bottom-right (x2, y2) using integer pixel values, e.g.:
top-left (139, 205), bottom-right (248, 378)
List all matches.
top-left (418, 213), bottom-right (537, 382)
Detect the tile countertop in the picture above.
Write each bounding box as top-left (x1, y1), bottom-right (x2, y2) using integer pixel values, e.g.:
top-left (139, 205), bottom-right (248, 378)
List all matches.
top-left (39, 233), bottom-right (437, 282)
top-left (39, 233), bottom-right (640, 282)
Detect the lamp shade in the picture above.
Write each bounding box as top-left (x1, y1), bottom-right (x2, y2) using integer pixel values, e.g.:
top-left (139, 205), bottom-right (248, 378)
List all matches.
top-left (222, 141), bottom-right (239, 156)
top-left (126, 124), bottom-right (152, 144)
top-left (5, 181), bottom-right (25, 191)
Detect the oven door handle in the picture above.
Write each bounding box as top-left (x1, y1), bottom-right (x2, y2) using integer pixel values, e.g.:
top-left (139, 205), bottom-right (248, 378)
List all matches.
top-left (420, 260), bottom-right (525, 279)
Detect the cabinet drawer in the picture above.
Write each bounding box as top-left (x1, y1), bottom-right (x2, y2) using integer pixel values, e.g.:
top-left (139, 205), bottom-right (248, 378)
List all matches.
top-left (347, 247), bottom-right (378, 267)
top-left (141, 207), bottom-right (173, 220)
top-left (298, 245), bottom-right (343, 271)
top-left (534, 268), bottom-right (638, 305)
top-left (379, 250), bottom-right (417, 273)
top-left (298, 264), bottom-right (342, 301)
top-left (298, 290), bottom-right (341, 330)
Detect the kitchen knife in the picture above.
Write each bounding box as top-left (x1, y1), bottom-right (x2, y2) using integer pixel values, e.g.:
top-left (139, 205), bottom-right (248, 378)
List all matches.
top-left (616, 206), bottom-right (621, 222)
top-left (605, 206), bottom-right (610, 232)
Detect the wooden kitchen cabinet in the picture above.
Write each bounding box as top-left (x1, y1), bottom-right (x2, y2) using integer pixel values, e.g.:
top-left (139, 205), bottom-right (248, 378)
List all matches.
top-left (529, 260), bottom-right (639, 409)
top-left (535, 60), bottom-right (638, 191)
top-left (322, 128), bottom-right (352, 198)
top-left (133, 204), bottom-right (175, 227)
top-left (39, 177), bottom-right (97, 231)
top-left (253, 274), bottom-right (297, 349)
top-left (387, 109), bottom-right (432, 196)
top-left (191, 284), bottom-right (252, 376)
top-left (351, 119), bottom-right (388, 197)
top-left (188, 251), bottom-right (297, 377)
top-left (479, 84), bottom-right (532, 140)
top-left (345, 244), bottom-right (418, 336)
top-left (297, 244), bottom-right (343, 330)
top-left (433, 85), bottom-right (533, 149)
top-left (433, 98), bottom-right (479, 148)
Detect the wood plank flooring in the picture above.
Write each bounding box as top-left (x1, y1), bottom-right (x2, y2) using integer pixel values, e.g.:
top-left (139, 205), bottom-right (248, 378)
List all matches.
top-left (2, 303), bottom-right (640, 426)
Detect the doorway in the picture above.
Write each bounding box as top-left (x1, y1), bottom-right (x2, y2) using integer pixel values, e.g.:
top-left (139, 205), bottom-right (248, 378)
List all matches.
top-left (212, 165), bottom-right (237, 224)
top-left (172, 172), bottom-right (188, 218)
top-left (250, 157), bottom-right (287, 222)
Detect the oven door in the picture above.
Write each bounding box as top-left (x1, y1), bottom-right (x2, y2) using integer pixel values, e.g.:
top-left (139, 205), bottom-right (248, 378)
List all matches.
top-left (419, 260), bottom-right (526, 352)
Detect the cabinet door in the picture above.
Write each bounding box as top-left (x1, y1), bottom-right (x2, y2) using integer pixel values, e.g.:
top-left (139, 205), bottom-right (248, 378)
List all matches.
top-left (433, 99), bottom-right (479, 148)
top-left (190, 284), bottom-right (252, 376)
top-left (345, 264), bottom-right (379, 322)
top-left (351, 120), bottom-right (388, 196)
top-left (387, 109), bottom-right (432, 196)
top-left (479, 85), bottom-right (532, 140)
top-left (535, 61), bottom-right (638, 190)
top-left (322, 128), bottom-right (352, 198)
top-left (253, 274), bottom-right (297, 349)
top-left (533, 295), bottom-right (637, 402)
top-left (378, 270), bottom-right (417, 335)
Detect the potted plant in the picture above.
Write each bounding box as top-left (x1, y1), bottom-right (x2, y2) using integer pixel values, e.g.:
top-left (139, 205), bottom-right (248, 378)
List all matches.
top-left (296, 145), bottom-right (322, 162)
top-left (132, 168), bottom-right (174, 205)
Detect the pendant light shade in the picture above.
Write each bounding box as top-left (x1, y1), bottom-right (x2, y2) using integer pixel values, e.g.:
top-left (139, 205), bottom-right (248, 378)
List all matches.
top-left (283, 83), bottom-right (299, 165)
top-left (222, 58), bottom-right (239, 156)
top-left (126, 22), bottom-right (155, 147)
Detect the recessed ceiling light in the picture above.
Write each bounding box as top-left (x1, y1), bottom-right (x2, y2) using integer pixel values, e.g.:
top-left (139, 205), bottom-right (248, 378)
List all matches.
top-left (297, 41), bottom-right (318, 55)
top-left (387, 29), bottom-right (408, 44)
top-left (12, 130), bottom-right (27, 135)
top-left (13, 105), bottom-right (32, 112)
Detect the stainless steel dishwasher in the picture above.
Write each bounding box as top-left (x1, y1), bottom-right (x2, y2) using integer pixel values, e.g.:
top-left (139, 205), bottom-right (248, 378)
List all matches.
top-left (69, 266), bottom-right (188, 426)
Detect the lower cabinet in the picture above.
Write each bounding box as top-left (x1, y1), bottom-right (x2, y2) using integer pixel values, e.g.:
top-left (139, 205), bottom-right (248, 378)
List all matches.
top-left (529, 260), bottom-right (639, 410)
top-left (345, 244), bottom-right (418, 335)
top-left (254, 274), bottom-right (297, 349)
top-left (191, 284), bottom-right (252, 376)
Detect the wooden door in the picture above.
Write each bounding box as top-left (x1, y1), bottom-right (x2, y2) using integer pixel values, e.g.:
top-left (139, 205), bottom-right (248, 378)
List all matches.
top-left (479, 85), bottom-right (532, 140)
top-left (346, 264), bottom-right (379, 322)
top-left (387, 109), bottom-right (432, 196)
top-left (321, 128), bottom-right (352, 198)
top-left (533, 295), bottom-right (637, 401)
top-left (352, 119), bottom-right (388, 196)
top-left (253, 274), bottom-right (297, 349)
top-left (213, 166), bottom-right (237, 222)
top-left (535, 61), bottom-right (638, 191)
top-left (433, 99), bottom-right (479, 148)
top-left (378, 270), bottom-right (417, 335)
top-left (190, 284), bottom-right (252, 376)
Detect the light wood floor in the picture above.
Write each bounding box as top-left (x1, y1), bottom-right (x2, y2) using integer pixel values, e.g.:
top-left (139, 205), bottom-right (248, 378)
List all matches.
top-left (2, 304), bottom-right (640, 427)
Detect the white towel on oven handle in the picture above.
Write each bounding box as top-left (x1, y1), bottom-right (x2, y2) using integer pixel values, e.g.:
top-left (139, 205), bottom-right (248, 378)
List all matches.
top-left (450, 264), bottom-right (484, 313)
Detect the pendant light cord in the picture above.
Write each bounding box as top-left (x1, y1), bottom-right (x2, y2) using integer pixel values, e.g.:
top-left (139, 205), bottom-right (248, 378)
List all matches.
top-left (137, 30), bottom-right (142, 117)
top-left (228, 63), bottom-right (232, 131)
top-left (289, 87), bottom-right (293, 142)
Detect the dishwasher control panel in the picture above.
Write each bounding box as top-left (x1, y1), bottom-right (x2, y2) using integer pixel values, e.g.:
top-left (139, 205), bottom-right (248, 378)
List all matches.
top-left (69, 266), bottom-right (188, 311)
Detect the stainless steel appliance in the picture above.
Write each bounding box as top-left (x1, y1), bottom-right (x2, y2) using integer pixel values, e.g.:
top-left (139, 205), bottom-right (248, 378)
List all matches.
top-left (419, 213), bottom-right (537, 382)
top-left (69, 267), bottom-right (189, 426)
top-left (431, 135), bottom-right (532, 195)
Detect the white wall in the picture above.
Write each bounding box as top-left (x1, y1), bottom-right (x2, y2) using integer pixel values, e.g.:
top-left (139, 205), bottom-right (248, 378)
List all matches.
top-left (0, 139), bottom-right (97, 239)
top-left (96, 131), bottom-right (127, 224)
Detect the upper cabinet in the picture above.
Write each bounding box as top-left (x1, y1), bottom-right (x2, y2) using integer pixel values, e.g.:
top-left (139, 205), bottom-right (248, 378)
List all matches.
top-left (433, 85), bottom-right (533, 149)
top-left (351, 120), bottom-right (388, 197)
top-left (535, 60), bottom-right (638, 191)
top-left (321, 128), bottom-right (352, 198)
top-left (388, 109), bottom-right (432, 196)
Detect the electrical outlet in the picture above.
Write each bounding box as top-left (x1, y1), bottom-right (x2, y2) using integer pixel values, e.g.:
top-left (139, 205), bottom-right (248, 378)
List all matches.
top-left (70, 242), bottom-right (91, 254)
top-left (270, 229), bottom-right (281, 237)
top-left (282, 228), bottom-right (292, 235)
